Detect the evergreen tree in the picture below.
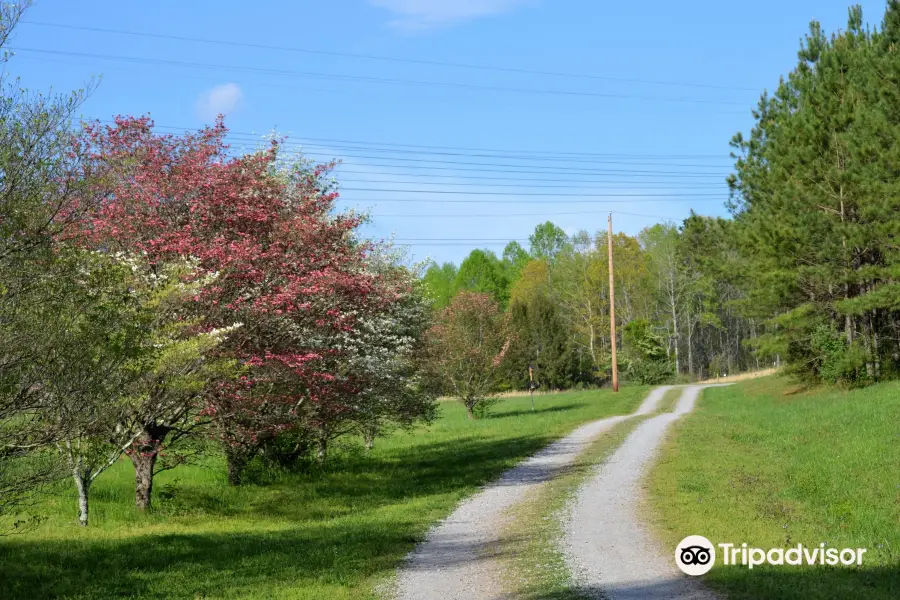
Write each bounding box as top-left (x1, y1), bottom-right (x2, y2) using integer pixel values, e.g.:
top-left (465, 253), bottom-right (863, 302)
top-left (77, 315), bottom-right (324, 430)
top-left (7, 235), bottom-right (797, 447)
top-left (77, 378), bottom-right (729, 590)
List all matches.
top-left (729, 4), bottom-right (900, 383)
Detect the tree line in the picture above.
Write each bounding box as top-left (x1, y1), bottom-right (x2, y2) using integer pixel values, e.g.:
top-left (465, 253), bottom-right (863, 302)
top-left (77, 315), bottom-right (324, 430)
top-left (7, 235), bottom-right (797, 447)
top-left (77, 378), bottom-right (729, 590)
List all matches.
top-left (424, 2), bottom-right (900, 394)
top-left (422, 217), bottom-right (765, 402)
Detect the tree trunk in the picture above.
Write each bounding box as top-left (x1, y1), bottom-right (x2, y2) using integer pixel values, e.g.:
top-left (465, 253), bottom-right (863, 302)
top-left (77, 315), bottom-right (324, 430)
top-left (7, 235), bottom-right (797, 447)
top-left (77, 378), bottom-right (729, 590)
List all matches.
top-left (465, 401), bottom-right (475, 420)
top-left (872, 309), bottom-right (881, 378)
top-left (364, 429), bottom-right (376, 451)
top-left (131, 450), bottom-right (156, 511)
top-left (128, 426), bottom-right (166, 511)
top-left (224, 445), bottom-right (246, 486)
top-left (73, 471), bottom-right (90, 527)
top-left (316, 436), bottom-right (328, 462)
top-left (687, 331), bottom-right (694, 381)
top-left (671, 304), bottom-right (680, 374)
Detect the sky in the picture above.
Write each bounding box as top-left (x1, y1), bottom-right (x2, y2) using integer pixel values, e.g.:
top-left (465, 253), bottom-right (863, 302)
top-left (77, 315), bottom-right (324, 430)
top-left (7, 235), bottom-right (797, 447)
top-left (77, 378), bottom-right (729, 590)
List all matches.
top-left (8, 0), bottom-right (887, 264)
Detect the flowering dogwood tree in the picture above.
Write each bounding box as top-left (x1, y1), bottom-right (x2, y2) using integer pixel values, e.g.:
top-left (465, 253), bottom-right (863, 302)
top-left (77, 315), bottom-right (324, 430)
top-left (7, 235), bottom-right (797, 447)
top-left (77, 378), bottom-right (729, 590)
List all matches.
top-left (323, 244), bottom-right (436, 454)
top-left (74, 117), bottom-right (431, 487)
top-left (48, 252), bottom-right (239, 522)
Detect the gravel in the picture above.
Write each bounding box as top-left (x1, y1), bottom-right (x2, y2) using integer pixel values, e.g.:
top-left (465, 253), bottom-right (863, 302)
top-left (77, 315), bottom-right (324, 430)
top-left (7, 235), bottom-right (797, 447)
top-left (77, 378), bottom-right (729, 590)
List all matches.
top-left (389, 386), bottom-right (673, 600)
top-left (561, 385), bottom-right (726, 600)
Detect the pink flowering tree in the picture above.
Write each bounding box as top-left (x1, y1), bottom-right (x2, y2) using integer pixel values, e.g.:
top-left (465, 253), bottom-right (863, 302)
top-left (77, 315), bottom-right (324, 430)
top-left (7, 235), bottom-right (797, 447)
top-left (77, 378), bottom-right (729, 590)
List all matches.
top-left (74, 116), bottom-right (425, 489)
top-left (423, 291), bottom-right (511, 419)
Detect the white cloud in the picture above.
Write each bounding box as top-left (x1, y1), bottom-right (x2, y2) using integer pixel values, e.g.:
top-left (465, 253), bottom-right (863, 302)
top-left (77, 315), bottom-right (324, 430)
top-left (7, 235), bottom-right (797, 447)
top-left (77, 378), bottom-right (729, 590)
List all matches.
top-left (369, 0), bottom-right (530, 31)
top-left (195, 83), bottom-right (244, 121)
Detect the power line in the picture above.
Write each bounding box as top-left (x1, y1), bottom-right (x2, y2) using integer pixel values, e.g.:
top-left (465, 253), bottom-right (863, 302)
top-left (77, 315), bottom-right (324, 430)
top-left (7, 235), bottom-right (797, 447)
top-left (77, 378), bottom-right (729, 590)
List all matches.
top-left (337, 197), bottom-right (722, 204)
top-left (328, 163), bottom-right (723, 178)
top-left (371, 210), bottom-right (679, 219)
top-left (85, 122), bottom-right (731, 178)
top-left (339, 188), bottom-right (724, 197)
top-left (270, 151), bottom-right (730, 176)
top-left (210, 132), bottom-right (733, 169)
top-left (79, 123), bottom-right (731, 181)
top-left (83, 119), bottom-right (733, 176)
top-left (323, 170), bottom-right (727, 185)
top-left (229, 141), bottom-right (733, 168)
top-left (12, 47), bottom-right (747, 106)
top-left (21, 20), bottom-right (758, 92)
top-left (210, 133), bottom-right (733, 168)
top-left (337, 178), bottom-right (725, 189)
top-left (137, 121), bottom-right (730, 160)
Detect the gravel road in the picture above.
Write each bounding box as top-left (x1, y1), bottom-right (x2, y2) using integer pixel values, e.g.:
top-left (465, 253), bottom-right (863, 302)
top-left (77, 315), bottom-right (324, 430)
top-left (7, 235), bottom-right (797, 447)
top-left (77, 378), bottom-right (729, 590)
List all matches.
top-left (389, 386), bottom-right (673, 600)
top-left (562, 385), bottom-right (724, 600)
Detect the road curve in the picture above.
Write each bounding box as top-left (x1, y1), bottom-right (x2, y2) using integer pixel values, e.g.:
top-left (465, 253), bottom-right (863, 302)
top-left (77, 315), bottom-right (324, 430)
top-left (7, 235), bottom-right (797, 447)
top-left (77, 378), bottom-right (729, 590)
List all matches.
top-left (389, 386), bottom-right (673, 600)
top-left (561, 385), bottom-right (725, 600)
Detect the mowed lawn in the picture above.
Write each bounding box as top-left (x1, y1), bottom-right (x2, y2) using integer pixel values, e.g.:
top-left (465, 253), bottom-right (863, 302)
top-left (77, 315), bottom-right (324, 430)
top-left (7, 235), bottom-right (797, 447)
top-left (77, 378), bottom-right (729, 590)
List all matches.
top-left (648, 377), bottom-right (900, 599)
top-left (0, 387), bottom-right (647, 600)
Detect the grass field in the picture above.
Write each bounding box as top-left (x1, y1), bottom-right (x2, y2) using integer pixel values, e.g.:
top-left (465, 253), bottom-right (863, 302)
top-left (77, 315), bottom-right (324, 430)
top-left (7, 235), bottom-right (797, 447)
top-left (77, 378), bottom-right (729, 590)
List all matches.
top-left (647, 377), bottom-right (900, 599)
top-left (0, 387), bottom-right (647, 600)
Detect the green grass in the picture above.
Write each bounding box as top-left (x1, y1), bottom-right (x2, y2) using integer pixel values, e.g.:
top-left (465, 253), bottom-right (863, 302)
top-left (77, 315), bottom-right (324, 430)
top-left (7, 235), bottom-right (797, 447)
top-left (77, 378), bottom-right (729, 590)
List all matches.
top-left (647, 376), bottom-right (900, 599)
top-left (498, 415), bottom-right (650, 599)
top-left (0, 387), bottom-right (647, 600)
top-left (656, 386), bottom-right (682, 413)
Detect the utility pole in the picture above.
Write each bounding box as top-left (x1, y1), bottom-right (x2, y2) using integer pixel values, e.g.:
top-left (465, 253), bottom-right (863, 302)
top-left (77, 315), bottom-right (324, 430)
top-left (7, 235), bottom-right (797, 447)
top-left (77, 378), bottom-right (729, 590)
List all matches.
top-left (608, 213), bottom-right (619, 392)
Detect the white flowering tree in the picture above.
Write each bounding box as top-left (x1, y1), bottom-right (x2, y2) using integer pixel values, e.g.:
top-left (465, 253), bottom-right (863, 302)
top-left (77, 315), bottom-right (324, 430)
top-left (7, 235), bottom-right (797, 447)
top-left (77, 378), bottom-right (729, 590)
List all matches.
top-left (49, 252), bottom-right (241, 525)
top-left (326, 245), bottom-right (437, 455)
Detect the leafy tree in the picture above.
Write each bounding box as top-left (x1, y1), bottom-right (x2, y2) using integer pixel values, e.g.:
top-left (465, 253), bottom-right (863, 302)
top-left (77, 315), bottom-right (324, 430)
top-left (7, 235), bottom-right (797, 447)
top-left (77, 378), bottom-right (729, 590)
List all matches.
top-left (528, 221), bottom-right (569, 262)
top-left (311, 245), bottom-right (437, 457)
top-left (422, 261), bottom-right (458, 310)
top-left (76, 118), bottom-right (393, 488)
top-left (678, 214), bottom-right (761, 379)
top-left (508, 259), bottom-right (550, 307)
top-left (453, 249), bottom-right (510, 306)
top-left (0, 0), bottom-right (100, 529)
top-left (509, 290), bottom-right (587, 390)
top-left (640, 224), bottom-right (688, 374)
top-left (552, 232), bottom-right (607, 370)
top-left (502, 241), bottom-right (531, 282)
top-left (621, 320), bottom-right (673, 384)
top-left (50, 253), bottom-right (239, 524)
top-left (423, 291), bottom-right (510, 419)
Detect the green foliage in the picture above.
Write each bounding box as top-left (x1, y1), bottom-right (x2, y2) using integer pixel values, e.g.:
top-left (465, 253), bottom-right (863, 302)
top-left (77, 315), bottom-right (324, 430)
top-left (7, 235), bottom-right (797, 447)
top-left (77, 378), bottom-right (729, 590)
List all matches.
top-left (621, 320), bottom-right (674, 385)
top-left (808, 324), bottom-right (867, 387)
top-left (528, 221), bottom-right (569, 262)
top-left (422, 261), bottom-right (458, 310)
top-left (501, 241), bottom-right (531, 282)
top-left (729, 3), bottom-right (900, 384)
top-left (453, 249), bottom-right (510, 306)
top-left (0, 0), bottom-right (97, 528)
top-left (508, 291), bottom-right (592, 390)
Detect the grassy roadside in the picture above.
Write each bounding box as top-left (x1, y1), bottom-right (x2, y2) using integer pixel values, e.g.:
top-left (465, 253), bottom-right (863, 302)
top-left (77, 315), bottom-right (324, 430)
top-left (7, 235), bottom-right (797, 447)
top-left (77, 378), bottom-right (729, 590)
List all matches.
top-left (0, 387), bottom-right (647, 600)
top-left (646, 376), bottom-right (900, 599)
top-left (656, 386), bottom-right (682, 413)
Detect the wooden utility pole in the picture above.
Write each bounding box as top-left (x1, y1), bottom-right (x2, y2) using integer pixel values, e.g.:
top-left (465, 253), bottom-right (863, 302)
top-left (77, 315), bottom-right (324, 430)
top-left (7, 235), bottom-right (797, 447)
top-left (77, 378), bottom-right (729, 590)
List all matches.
top-left (608, 213), bottom-right (619, 392)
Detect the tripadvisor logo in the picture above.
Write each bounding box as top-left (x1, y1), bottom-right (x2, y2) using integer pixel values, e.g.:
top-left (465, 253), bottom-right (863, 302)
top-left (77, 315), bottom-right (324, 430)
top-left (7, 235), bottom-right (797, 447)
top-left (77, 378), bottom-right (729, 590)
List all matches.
top-left (676, 535), bottom-right (715, 576)
top-left (676, 535), bottom-right (868, 576)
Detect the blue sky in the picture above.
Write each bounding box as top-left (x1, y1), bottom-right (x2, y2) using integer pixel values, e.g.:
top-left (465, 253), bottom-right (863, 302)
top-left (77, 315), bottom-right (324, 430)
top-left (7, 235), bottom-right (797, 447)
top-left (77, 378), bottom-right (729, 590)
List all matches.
top-left (9, 0), bottom-right (886, 264)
